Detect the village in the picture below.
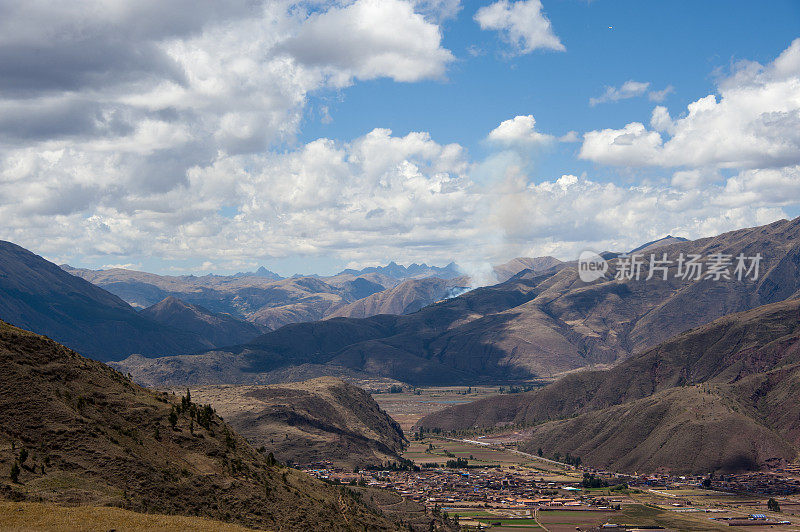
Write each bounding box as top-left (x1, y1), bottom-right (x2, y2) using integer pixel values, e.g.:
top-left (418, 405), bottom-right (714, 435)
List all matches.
top-left (303, 437), bottom-right (800, 531)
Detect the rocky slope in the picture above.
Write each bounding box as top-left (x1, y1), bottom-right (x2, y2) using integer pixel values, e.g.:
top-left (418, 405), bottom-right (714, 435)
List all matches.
top-left (189, 377), bottom-right (407, 468)
top-left (0, 321), bottom-right (399, 530)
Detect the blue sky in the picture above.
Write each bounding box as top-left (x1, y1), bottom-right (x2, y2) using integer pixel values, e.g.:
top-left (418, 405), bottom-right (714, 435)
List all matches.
top-left (303, 0), bottom-right (799, 172)
top-left (0, 0), bottom-right (799, 276)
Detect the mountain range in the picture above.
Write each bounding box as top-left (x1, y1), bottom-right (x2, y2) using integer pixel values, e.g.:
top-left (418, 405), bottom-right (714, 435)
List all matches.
top-left (114, 217), bottom-right (800, 387)
top-left (61, 263), bottom-right (476, 331)
top-left (0, 241), bottom-right (220, 361)
top-left (62, 257), bottom-right (559, 331)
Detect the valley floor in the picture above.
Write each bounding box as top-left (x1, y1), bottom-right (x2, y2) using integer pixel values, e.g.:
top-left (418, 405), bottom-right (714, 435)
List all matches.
top-left (371, 385), bottom-right (530, 432)
top-left (305, 429), bottom-right (800, 531)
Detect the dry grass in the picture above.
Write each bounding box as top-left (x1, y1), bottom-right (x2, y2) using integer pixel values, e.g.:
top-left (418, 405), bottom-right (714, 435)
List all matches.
top-left (0, 501), bottom-right (257, 531)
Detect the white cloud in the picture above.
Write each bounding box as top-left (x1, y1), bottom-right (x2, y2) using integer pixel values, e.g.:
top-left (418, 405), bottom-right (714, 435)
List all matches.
top-left (558, 131), bottom-right (580, 143)
top-left (581, 38), bottom-right (800, 170)
top-left (648, 85), bottom-right (675, 102)
top-left (487, 115), bottom-right (555, 145)
top-left (0, 5), bottom-right (798, 274)
top-left (589, 80), bottom-right (650, 106)
top-left (487, 171), bottom-right (789, 259)
top-left (414, 0), bottom-right (462, 22)
top-left (279, 0), bottom-right (454, 85)
top-left (474, 0), bottom-right (564, 55)
top-left (579, 122), bottom-right (664, 166)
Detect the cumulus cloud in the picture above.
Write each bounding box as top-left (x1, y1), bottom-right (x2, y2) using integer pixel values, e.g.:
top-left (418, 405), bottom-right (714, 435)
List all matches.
top-left (279, 0), bottom-right (454, 85)
top-left (0, 4), bottom-right (798, 273)
top-left (487, 171), bottom-right (789, 259)
top-left (487, 115), bottom-right (555, 145)
top-left (580, 38), bottom-right (800, 170)
top-left (474, 0), bottom-right (564, 55)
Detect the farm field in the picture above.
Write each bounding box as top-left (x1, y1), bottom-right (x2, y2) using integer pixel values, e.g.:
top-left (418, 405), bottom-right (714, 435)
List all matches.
top-left (535, 508), bottom-right (616, 531)
top-left (371, 385), bottom-right (511, 431)
top-left (402, 437), bottom-right (579, 482)
top-left (610, 492), bottom-right (800, 531)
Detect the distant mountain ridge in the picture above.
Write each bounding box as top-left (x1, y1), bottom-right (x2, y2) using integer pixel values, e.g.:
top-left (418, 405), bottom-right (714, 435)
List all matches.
top-left (62, 261), bottom-right (469, 330)
top-left (629, 235), bottom-right (689, 254)
top-left (0, 241), bottom-right (212, 361)
top-left (113, 217), bottom-right (800, 387)
top-left (326, 276), bottom-right (470, 319)
top-left (493, 256), bottom-right (563, 283)
top-left (336, 261), bottom-right (461, 280)
top-left (232, 265), bottom-right (283, 280)
top-left (141, 296), bottom-right (263, 348)
top-left (62, 257), bottom-right (555, 331)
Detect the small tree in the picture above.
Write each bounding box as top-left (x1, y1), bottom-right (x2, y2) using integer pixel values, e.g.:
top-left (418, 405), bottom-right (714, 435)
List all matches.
top-left (10, 462), bottom-right (20, 483)
top-left (18, 448), bottom-right (28, 465)
top-left (168, 408), bottom-right (178, 429)
top-left (768, 498), bottom-right (781, 512)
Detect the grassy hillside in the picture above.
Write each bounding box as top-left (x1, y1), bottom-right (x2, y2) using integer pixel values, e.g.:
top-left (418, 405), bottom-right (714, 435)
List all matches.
top-left (0, 321), bottom-right (399, 530)
top-left (0, 501), bottom-right (256, 531)
top-left (189, 377), bottom-right (407, 468)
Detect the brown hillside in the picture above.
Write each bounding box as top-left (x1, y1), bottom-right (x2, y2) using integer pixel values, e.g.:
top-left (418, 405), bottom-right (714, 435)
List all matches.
top-left (416, 299), bottom-right (800, 474)
top-left (417, 297), bottom-right (800, 431)
top-left (515, 383), bottom-right (798, 474)
top-left (326, 276), bottom-right (470, 319)
top-left (493, 256), bottom-right (562, 283)
top-left (190, 377), bottom-right (407, 468)
top-left (0, 321), bottom-right (398, 530)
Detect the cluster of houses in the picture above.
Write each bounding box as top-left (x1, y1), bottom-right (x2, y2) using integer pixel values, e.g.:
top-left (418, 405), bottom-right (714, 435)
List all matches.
top-left (304, 463), bottom-right (602, 511)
